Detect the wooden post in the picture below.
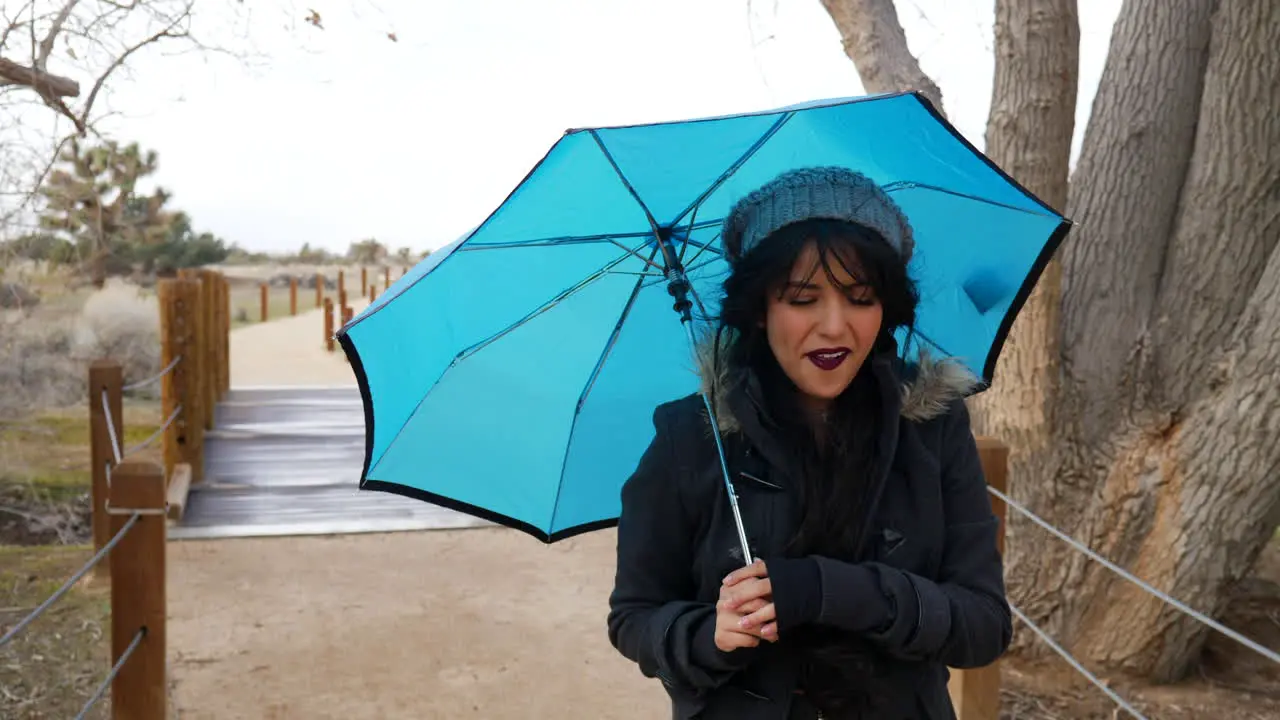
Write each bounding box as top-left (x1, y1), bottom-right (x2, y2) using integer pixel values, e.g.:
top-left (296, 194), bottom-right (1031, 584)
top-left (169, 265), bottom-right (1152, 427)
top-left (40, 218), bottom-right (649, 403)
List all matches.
top-left (219, 273), bottom-right (230, 397)
top-left (88, 360), bottom-right (123, 579)
top-left (176, 270), bottom-right (206, 453)
top-left (324, 298), bottom-right (335, 352)
top-left (339, 289), bottom-right (348, 318)
top-left (157, 281), bottom-right (179, 480)
top-left (199, 270), bottom-right (217, 430)
top-left (108, 458), bottom-right (167, 720)
top-left (384, 266), bottom-right (390, 288)
top-left (289, 276), bottom-right (298, 316)
top-left (342, 306), bottom-right (353, 325)
top-left (160, 278), bottom-right (204, 483)
top-left (361, 266), bottom-right (368, 296)
top-left (369, 283), bottom-right (376, 302)
top-left (259, 283), bottom-right (268, 323)
top-left (947, 436), bottom-right (1008, 720)
top-left (315, 273), bottom-right (324, 308)
top-left (338, 269), bottom-right (345, 296)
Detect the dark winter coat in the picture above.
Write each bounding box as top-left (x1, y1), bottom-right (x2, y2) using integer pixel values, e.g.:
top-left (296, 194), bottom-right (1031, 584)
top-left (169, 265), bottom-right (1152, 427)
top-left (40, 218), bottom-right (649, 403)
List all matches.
top-left (606, 348), bottom-right (1012, 719)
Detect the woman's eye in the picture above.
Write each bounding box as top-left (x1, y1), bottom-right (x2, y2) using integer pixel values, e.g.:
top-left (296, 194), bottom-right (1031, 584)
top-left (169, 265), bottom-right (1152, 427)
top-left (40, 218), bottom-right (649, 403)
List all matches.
top-left (788, 297), bottom-right (817, 306)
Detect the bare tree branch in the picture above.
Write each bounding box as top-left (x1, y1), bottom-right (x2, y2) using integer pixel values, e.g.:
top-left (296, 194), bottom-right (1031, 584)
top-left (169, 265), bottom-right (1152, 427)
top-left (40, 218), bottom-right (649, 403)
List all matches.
top-left (36, 0), bottom-right (79, 67)
top-left (818, 0), bottom-right (945, 115)
top-left (0, 57), bottom-right (79, 97)
top-left (81, 14), bottom-right (191, 127)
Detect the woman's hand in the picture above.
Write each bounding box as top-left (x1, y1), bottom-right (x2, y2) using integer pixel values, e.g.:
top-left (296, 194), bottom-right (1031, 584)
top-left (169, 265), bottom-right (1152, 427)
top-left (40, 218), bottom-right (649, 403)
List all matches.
top-left (714, 559), bottom-right (778, 651)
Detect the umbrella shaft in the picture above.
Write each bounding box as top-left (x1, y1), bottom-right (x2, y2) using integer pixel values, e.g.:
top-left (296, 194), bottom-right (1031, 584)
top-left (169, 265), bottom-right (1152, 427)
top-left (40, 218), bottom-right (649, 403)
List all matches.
top-left (684, 322), bottom-right (754, 566)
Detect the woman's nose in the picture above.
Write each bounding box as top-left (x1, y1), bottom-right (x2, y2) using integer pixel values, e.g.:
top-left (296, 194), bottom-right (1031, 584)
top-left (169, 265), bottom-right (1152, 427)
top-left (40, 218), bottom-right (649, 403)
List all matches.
top-left (815, 300), bottom-right (845, 336)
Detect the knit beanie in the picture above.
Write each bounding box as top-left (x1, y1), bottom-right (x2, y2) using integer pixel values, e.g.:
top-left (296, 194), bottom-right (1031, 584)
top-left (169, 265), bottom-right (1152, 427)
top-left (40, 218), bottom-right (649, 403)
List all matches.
top-left (721, 167), bottom-right (914, 263)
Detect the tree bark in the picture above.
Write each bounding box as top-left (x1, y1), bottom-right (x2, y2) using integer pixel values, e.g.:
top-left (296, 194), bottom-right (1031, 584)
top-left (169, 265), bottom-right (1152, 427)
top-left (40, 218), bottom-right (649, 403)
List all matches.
top-left (965, 0), bottom-right (1078, 568)
top-left (818, 0), bottom-right (945, 114)
top-left (1015, 0), bottom-right (1280, 681)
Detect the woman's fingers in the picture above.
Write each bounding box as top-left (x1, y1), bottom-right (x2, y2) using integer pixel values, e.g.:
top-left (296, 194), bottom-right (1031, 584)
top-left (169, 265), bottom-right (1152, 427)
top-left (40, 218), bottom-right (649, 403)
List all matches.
top-left (723, 558), bottom-right (768, 586)
top-left (714, 610), bottom-right (764, 652)
top-left (718, 576), bottom-right (773, 611)
top-left (738, 601), bottom-right (776, 630)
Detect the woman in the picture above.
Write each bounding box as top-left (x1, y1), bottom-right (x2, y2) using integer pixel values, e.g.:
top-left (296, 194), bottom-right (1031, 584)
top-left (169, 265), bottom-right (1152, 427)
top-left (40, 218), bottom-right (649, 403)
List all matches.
top-left (607, 167), bottom-right (1012, 719)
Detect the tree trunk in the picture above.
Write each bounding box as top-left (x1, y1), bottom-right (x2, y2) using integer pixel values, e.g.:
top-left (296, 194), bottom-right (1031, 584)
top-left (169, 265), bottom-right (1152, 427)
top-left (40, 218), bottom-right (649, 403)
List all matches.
top-left (965, 0), bottom-right (1079, 584)
top-left (1012, 0), bottom-right (1280, 681)
top-left (822, 0), bottom-right (1280, 681)
top-left (818, 0), bottom-right (945, 114)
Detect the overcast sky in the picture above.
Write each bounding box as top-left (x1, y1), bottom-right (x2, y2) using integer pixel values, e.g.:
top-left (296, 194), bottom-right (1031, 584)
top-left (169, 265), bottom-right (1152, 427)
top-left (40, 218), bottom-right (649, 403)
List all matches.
top-left (90, 0), bottom-right (1121, 255)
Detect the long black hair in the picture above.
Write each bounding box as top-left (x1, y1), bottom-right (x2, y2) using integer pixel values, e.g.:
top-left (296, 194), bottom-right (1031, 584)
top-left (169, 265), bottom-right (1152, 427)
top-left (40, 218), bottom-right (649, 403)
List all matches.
top-left (713, 216), bottom-right (920, 717)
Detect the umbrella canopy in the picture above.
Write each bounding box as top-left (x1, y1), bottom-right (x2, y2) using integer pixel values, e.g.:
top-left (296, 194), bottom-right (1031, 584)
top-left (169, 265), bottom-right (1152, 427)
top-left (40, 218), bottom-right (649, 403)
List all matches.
top-left (336, 91), bottom-right (1070, 543)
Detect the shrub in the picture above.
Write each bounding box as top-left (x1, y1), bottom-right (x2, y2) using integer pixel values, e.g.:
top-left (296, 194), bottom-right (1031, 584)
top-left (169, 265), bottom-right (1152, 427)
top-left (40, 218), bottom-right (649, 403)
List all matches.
top-left (0, 280), bottom-right (160, 418)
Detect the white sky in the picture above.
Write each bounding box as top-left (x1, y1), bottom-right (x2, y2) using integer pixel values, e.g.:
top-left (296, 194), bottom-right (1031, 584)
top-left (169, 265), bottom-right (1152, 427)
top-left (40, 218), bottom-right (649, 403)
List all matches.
top-left (90, 0), bottom-right (1121, 255)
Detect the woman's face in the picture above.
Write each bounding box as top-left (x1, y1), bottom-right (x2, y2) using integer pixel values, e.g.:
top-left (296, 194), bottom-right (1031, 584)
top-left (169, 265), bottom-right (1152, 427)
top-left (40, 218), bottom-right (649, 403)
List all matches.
top-left (764, 241), bottom-right (883, 411)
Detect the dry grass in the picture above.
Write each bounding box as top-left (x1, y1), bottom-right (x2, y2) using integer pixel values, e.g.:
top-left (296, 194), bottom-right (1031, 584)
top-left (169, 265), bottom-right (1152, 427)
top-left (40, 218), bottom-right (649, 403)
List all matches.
top-left (0, 278), bottom-right (161, 420)
top-left (1, 405), bottom-right (161, 545)
top-left (0, 545), bottom-right (112, 720)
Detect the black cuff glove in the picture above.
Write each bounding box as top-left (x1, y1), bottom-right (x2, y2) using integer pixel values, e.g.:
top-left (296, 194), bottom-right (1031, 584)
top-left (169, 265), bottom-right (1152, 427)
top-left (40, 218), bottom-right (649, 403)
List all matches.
top-left (765, 556), bottom-right (823, 633)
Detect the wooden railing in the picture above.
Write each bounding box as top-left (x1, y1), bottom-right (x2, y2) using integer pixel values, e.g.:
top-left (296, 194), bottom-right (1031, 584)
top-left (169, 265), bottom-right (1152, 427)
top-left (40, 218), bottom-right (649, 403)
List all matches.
top-left (81, 268), bottom-right (230, 719)
top-left (245, 265), bottom-right (406, 325)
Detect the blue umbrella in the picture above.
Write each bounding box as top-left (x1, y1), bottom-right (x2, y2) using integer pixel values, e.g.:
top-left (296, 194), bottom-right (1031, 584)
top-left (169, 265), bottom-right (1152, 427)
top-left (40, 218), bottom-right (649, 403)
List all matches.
top-left (336, 91), bottom-right (1069, 555)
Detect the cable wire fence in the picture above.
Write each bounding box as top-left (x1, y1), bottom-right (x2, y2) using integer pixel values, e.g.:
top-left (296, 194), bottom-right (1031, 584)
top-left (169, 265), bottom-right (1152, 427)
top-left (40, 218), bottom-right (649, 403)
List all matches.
top-left (987, 482), bottom-right (1280, 718)
top-left (0, 513), bottom-right (140, 650)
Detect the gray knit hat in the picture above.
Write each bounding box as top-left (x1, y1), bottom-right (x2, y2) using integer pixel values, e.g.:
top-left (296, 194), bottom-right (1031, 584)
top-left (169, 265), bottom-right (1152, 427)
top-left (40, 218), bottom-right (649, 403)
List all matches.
top-left (721, 166), bottom-right (914, 263)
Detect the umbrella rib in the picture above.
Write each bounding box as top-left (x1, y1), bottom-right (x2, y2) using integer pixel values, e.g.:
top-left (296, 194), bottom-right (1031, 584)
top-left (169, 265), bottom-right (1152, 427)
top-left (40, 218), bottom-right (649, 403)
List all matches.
top-left (588, 129), bottom-right (663, 240)
top-left (881, 181), bottom-right (1061, 218)
top-left (639, 250), bottom-right (722, 292)
top-left (367, 244), bottom-right (650, 476)
top-left (606, 238), bottom-right (663, 269)
top-left (460, 221), bottom-right (721, 251)
top-left (668, 111), bottom-right (795, 229)
top-left (453, 246), bottom-right (648, 364)
top-left (546, 246), bottom-right (659, 534)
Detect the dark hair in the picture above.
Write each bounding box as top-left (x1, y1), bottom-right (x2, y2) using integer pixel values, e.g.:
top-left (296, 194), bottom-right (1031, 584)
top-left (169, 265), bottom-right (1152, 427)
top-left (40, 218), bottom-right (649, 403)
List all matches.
top-left (712, 217), bottom-right (920, 715)
top-left (715, 216), bottom-right (918, 556)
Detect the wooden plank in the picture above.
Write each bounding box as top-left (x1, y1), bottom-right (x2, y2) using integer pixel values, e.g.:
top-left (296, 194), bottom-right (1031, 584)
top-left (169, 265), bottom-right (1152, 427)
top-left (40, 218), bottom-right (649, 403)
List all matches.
top-left (166, 463), bottom-right (193, 521)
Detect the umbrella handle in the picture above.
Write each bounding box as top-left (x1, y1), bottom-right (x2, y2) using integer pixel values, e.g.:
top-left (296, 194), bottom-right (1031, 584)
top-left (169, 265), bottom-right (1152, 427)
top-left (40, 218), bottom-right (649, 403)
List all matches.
top-left (682, 322), bottom-right (754, 567)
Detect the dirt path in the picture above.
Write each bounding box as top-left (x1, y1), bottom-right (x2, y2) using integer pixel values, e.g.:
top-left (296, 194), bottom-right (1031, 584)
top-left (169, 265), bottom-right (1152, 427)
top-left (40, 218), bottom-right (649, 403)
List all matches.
top-left (229, 300), bottom-right (369, 386)
top-left (168, 529), bottom-right (664, 719)
top-left (168, 301), bottom-right (666, 718)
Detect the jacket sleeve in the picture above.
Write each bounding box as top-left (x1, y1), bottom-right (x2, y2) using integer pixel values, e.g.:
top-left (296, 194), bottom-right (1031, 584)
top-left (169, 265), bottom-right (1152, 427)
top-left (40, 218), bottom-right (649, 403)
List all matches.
top-left (607, 404), bottom-right (756, 693)
top-left (802, 399), bottom-right (1013, 668)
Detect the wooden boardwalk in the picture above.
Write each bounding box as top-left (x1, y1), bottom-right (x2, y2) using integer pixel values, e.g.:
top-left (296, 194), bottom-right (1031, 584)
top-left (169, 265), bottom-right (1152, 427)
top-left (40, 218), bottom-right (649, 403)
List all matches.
top-left (172, 302), bottom-right (490, 540)
top-left (172, 385), bottom-right (490, 540)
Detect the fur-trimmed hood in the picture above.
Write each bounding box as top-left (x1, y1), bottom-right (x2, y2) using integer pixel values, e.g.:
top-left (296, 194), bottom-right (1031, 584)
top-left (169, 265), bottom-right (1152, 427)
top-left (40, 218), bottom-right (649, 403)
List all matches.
top-left (692, 331), bottom-right (979, 434)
